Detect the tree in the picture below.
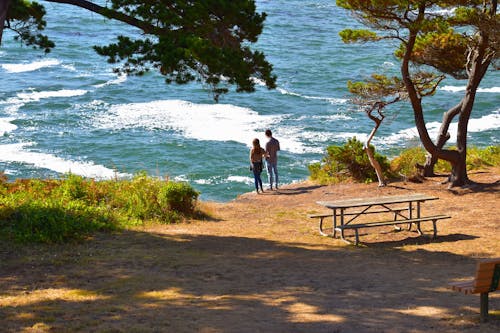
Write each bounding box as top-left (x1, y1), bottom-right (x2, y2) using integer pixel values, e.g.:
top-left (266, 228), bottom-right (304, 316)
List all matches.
top-left (1, 0), bottom-right (277, 101)
top-left (347, 73), bottom-right (443, 186)
top-left (338, 0), bottom-right (499, 187)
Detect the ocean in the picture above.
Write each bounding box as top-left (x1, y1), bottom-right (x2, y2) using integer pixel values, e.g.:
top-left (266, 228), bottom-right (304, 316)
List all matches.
top-left (0, 0), bottom-right (498, 202)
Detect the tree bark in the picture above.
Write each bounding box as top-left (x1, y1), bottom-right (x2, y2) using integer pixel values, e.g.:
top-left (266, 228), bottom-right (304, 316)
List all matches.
top-left (45, 0), bottom-right (161, 34)
top-left (0, 0), bottom-right (10, 45)
top-left (364, 105), bottom-right (386, 187)
top-left (421, 1), bottom-right (496, 186)
top-left (421, 102), bottom-right (461, 176)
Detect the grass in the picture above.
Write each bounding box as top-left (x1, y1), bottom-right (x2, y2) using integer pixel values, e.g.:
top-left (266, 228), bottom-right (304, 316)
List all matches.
top-left (0, 172), bottom-right (200, 243)
top-left (310, 142), bottom-right (500, 184)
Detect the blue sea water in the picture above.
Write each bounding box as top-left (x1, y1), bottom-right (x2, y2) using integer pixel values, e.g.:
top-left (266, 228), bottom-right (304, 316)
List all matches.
top-left (0, 1), bottom-right (498, 202)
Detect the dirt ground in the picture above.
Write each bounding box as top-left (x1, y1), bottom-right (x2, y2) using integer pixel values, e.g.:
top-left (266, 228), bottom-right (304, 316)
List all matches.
top-left (1, 168), bottom-right (499, 332)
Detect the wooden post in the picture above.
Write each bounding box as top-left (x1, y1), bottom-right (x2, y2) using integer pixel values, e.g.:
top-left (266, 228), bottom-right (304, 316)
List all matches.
top-left (480, 292), bottom-right (488, 323)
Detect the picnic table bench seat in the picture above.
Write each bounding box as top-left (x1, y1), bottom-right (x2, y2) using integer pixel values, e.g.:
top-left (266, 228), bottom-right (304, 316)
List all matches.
top-left (308, 207), bottom-right (410, 236)
top-left (335, 214), bottom-right (451, 245)
top-left (449, 258), bottom-right (500, 322)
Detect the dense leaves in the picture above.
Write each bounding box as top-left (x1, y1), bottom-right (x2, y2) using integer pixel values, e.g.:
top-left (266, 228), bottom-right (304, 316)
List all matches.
top-left (1, 0), bottom-right (276, 100)
top-left (3, 0), bottom-right (54, 52)
top-left (308, 137), bottom-right (391, 184)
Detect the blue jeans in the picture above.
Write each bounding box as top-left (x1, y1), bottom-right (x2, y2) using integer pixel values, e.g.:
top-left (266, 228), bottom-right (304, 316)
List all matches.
top-left (266, 161), bottom-right (278, 188)
top-left (252, 162), bottom-right (263, 191)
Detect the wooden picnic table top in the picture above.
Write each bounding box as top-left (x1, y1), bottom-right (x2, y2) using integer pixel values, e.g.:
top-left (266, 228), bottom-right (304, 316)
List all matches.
top-left (317, 193), bottom-right (439, 209)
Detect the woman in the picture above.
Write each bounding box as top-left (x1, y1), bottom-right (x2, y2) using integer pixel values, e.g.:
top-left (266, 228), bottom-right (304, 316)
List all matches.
top-left (249, 138), bottom-right (266, 194)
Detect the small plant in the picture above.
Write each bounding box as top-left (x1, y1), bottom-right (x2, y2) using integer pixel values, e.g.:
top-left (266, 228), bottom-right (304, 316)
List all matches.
top-left (309, 137), bottom-right (391, 184)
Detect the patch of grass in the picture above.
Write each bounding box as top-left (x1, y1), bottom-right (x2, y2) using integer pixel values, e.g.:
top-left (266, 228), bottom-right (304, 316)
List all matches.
top-left (310, 140), bottom-right (500, 183)
top-left (0, 173), bottom-right (199, 243)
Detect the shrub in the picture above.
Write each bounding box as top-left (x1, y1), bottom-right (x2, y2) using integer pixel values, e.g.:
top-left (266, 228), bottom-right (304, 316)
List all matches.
top-left (158, 181), bottom-right (199, 216)
top-left (390, 145), bottom-right (500, 178)
top-left (0, 173), bottom-right (200, 243)
top-left (309, 137), bottom-right (391, 184)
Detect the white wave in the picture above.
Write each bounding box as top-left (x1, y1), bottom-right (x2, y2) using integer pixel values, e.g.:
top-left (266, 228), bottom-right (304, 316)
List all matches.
top-left (277, 87), bottom-right (347, 105)
top-left (427, 8), bottom-right (456, 16)
top-left (227, 175), bottom-right (253, 184)
top-left (3, 169), bottom-right (16, 175)
top-left (61, 64), bottom-right (77, 71)
top-left (16, 89), bottom-right (88, 102)
top-left (93, 74), bottom-right (127, 88)
top-left (193, 178), bottom-right (214, 185)
top-left (94, 99), bottom-right (309, 153)
top-left (440, 86), bottom-right (500, 93)
top-left (1, 59), bottom-right (61, 73)
top-left (0, 142), bottom-right (129, 179)
top-left (0, 118), bottom-right (17, 136)
top-left (381, 109), bottom-right (500, 145)
top-left (1, 89), bottom-right (88, 113)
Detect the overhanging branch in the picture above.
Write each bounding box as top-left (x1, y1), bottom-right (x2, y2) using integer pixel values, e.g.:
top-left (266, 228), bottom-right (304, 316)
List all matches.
top-left (45, 0), bottom-right (162, 35)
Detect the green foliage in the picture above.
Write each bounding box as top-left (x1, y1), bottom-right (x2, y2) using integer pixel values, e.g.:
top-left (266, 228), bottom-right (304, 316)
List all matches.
top-left (5, 0), bottom-right (55, 53)
top-left (0, 173), bottom-right (199, 243)
top-left (3, 1), bottom-right (276, 100)
top-left (390, 147), bottom-right (450, 177)
top-left (466, 146), bottom-right (500, 169)
top-left (308, 137), bottom-right (391, 184)
top-left (390, 146), bottom-right (500, 177)
top-left (311, 143), bottom-right (499, 184)
top-left (339, 29), bottom-right (379, 43)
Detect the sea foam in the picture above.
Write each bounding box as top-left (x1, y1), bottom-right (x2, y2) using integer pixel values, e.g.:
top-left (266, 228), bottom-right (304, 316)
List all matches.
top-left (0, 142), bottom-right (129, 179)
top-left (383, 109), bottom-right (500, 145)
top-left (1, 89), bottom-right (88, 114)
top-left (1, 59), bottom-right (61, 73)
top-left (0, 118), bottom-right (17, 136)
top-left (277, 87), bottom-right (347, 105)
top-left (440, 86), bottom-right (500, 93)
top-left (93, 74), bottom-right (128, 88)
top-left (94, 99), bottom-right (309, 153)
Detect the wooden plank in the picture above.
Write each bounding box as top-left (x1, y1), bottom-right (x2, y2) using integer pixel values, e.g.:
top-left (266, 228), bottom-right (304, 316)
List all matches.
top-left (317, 193), bottom-right (438, 209)
top-left (336, 215), bottom-right (450, 230)
top-left (308, 207), bottom-right (409, 219)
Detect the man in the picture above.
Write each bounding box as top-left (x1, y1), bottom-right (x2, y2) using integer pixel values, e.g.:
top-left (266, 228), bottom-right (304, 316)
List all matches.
top-left (264, 129), bottom-right (280, 190)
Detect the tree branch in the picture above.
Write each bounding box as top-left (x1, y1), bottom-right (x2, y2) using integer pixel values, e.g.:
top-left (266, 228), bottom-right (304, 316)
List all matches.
top-left (45, 0), bottom-right (162, 35)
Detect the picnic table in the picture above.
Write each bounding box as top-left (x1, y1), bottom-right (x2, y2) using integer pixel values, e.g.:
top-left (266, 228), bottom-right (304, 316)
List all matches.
top-left (313, 193), bottom-right (450, 245)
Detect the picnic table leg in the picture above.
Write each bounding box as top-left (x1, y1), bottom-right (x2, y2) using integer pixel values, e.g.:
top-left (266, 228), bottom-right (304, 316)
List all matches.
top-left (332, 209), bottom-right (338, 238)
top-left (407, 202), bottom-right (413, 231)
top-left (432, 219), bottom-right (438, 238)
top-left (318, 216), bottom-right (328, 236)
top-left (339, 209), bottom-right (346, 241)
top-left (415, 202), bottom-right (423, 235)
top-left (480, 292), bottom-right (489, 322)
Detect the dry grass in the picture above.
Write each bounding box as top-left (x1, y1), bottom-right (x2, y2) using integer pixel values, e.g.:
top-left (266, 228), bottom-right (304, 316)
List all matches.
top-left (1, 168), bottom-right (499, 332)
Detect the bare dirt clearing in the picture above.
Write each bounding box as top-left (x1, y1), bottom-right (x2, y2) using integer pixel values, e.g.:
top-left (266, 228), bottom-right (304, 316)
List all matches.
top-left (1, 169), bottom-right (499, 332)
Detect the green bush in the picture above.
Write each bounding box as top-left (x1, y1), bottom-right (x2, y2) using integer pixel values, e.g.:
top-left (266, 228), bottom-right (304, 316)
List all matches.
top-left (390, 145), bottom-right (500, 178)
top-left (159, 181), bottom-right (199, 216)
top-left (309, 137), bottom-right (391, 184)
top-left (0, 173), bottom-right (200, 243)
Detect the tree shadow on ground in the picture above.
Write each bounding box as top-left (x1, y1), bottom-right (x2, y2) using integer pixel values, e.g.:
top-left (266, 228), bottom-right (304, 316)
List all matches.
top-left (273, 185), bottom-right (323, 196)
top-left (360, 233), bottom-right (479, 248)
top-left (1, 231), bottom-right (499, 332)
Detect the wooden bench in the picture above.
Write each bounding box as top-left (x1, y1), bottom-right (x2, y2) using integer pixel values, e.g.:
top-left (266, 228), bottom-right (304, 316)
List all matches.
top-left (449, 258), bottom-right (500, 322)
top-left (334, 214), bottom-right (451, 245)
top-left (308, 207), bottom-right (410, 237)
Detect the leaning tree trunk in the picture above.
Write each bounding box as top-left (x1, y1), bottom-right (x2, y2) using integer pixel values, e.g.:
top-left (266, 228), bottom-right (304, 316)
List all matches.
top-left (364, 105), bottom-right (386, 187)
top-left (421, 102), bottom-right (461, 176)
